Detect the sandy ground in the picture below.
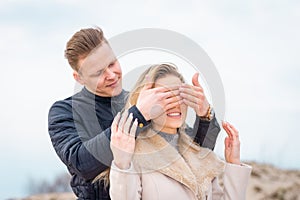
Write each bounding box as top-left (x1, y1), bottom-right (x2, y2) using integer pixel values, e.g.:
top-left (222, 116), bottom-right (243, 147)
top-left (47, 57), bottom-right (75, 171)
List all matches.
top-left (14, 162), bottom-right (300, 200)
top-left (245, 161), bottom-right (300, 200)
top-left (11, 192), bottom-right (76, 200)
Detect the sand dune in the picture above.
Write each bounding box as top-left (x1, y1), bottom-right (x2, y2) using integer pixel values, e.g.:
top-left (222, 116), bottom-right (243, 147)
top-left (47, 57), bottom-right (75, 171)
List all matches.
top-left (12, 192), bottom-right (76, 200)
top-left (245, 161), bottom-right (300, 200)
top-left (16, 161), bottom-right (300, 200)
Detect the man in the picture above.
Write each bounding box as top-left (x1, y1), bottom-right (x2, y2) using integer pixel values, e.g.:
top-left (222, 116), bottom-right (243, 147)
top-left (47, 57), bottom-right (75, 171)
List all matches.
top-left (48, 27), bottom-right (220, 199)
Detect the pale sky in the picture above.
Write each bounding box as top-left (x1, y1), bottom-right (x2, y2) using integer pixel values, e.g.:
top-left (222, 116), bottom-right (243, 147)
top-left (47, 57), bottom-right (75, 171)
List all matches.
top-left (0, 0), bottom-right (299, 198)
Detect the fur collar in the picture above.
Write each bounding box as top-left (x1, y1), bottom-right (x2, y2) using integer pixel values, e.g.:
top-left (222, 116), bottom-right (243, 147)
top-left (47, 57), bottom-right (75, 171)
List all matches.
top-left (133, 129), bottom-right (225, 199)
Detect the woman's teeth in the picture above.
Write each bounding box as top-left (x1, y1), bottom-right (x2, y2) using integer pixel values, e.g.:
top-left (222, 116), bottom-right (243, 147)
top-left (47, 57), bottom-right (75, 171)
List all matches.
top-left (167, 112), bottom-right (181, 116)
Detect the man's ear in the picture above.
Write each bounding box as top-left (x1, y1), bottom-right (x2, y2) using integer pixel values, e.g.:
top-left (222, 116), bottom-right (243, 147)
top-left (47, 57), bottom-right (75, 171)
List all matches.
top-left (73, 71), bottom-right (84, 85)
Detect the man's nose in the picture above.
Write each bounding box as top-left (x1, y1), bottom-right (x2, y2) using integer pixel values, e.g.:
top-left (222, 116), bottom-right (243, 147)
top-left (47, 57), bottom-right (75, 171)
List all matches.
top-left (105, 68), bottom-right (115, 80)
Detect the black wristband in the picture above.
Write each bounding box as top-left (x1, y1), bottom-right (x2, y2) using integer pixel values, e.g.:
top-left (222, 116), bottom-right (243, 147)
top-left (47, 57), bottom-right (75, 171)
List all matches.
top-left (128, 105), bottom-right (150, 129)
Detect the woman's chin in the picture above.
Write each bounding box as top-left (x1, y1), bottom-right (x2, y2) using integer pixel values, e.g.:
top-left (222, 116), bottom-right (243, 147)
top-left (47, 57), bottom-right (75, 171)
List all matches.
top-left (167, 123), bottom-right (184, 130)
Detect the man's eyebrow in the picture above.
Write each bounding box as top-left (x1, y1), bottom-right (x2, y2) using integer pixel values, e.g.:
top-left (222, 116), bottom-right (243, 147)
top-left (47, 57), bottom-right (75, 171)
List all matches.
top-left (96, 69), bottom-right (104, 74)
top-left (87, 66), bottom-right (104, 77)
top-left (100, 58), bottom-right (116, 70)
top-left (109, 58), bottom-right (117, 65)
top-left (96, 63), bottom-right (108, 72)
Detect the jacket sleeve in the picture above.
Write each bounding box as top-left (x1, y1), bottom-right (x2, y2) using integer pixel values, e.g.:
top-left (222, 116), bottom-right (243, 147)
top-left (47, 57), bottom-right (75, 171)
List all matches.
top-left (48, 100), bottom-right (111, 180)
top-left (48, 101), bottom-right (147, 181)
top-left (211, 163), bottom-right (252, 200)
top-left (109, 161), bottom-right (142, 200)
top-left (185, 115), bottom-right (220, 150)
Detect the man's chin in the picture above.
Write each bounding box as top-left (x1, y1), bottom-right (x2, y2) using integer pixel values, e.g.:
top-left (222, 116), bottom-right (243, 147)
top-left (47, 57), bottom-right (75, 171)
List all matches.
top-left (111, 86), bottom-right (123, 97)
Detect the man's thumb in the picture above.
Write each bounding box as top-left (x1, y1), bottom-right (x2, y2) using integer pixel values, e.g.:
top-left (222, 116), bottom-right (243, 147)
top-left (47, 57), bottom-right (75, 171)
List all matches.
top-left (192, 73), bottom-right (200, 87)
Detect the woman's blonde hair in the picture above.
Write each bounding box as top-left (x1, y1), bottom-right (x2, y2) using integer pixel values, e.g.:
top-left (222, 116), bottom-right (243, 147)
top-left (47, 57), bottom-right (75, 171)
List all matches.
top-left (93, 63), bottom-right (186, 187)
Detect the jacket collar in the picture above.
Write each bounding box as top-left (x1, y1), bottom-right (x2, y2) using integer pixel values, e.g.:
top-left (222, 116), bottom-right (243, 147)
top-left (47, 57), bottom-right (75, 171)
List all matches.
top-left (133, 129), bottom-right (225, 199)
top-left (81, 87), bottom-right (127, 103)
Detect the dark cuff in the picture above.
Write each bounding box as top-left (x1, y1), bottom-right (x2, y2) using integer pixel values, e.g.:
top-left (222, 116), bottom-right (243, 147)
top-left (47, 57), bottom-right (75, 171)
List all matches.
top-left (128, 105), bottom-right (151, 136)
top-left (197, 115), bottom-right (211, 125)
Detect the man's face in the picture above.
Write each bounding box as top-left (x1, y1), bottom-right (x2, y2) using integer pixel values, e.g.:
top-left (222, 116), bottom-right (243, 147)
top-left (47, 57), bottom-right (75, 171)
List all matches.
top-left (75, 42), bottom-right (122, 97)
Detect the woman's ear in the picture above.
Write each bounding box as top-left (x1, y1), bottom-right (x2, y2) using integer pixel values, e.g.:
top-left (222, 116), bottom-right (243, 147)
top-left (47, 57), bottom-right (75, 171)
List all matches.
top-left (73, 71), bottom-right (84, 85)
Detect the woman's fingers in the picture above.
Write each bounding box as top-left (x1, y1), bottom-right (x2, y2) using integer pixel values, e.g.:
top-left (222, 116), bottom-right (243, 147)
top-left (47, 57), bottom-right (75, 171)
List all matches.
top-left (222, 121), bottom-right (241, 164)
top-left (228, 123), bottom-right (239, 136)
top-left (222, 122), bottom-right (232, 138)
top-left (112, 112), bottom-right (121, 136)
top-left (226, 122), bottom-right (239, 142)
top-left (110, 110), bottom-right (137, 169)
top-left (116, 110), bottom-right (138, 137)
top-left (223, 121), bottom-right (240, 150)
top-left (224, 137), bottom-right (231, 148)
top-left (223, 121), bottom-right (238, 134)
top-left (223, 121), bottom-right (239, 136)
top-left (130, 119), bottom-right (138, 137)
top-left (123, 113), bottom-right (133, 135)
top-left (118, 110), bottom-right (129, 133)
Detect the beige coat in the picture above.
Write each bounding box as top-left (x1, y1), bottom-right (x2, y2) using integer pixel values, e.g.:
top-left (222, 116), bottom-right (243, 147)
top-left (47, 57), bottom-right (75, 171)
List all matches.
top-left (109, 130), bottom-right (252, 200)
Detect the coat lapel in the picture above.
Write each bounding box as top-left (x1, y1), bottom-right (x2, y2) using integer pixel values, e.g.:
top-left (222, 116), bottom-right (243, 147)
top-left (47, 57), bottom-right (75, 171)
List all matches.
top-left (133, 129), bottom-right (199, 194)
top-left (178, 133), bottom-right (225, 198)
top-left (133, 129), bottom-right (225, 199)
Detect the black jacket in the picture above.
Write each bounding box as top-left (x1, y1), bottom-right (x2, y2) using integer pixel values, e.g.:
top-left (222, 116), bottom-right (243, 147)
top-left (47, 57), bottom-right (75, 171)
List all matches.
top-left (48, 87), bottom-right (220, 199)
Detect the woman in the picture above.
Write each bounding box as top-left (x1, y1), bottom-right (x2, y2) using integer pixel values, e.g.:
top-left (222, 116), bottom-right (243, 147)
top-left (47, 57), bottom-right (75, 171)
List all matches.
top-left (108, 63), bottom-right (252, 200)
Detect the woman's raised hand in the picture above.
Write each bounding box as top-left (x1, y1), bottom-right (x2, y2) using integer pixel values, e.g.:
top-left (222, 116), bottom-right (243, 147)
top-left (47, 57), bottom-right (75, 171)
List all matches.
top-left (110, 110), bottom-right (138, 169)
top-left (222, 122), bottom-right (241, 165)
